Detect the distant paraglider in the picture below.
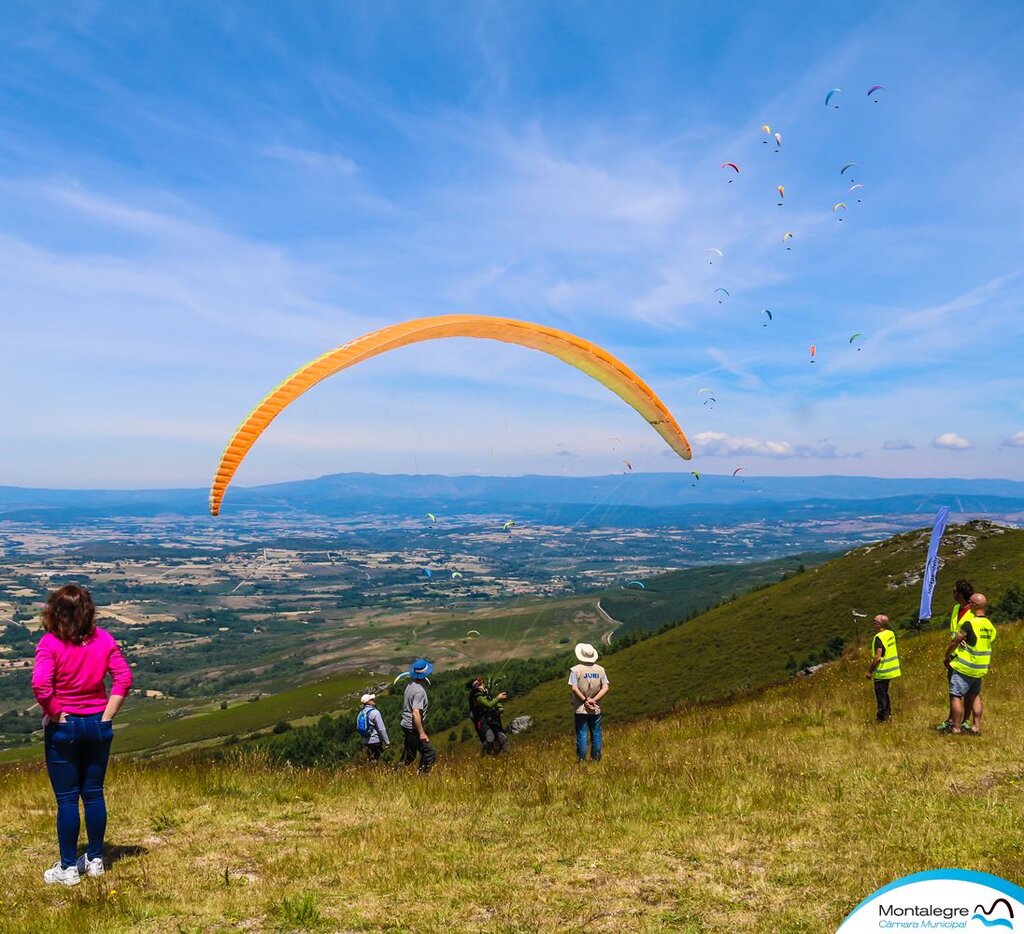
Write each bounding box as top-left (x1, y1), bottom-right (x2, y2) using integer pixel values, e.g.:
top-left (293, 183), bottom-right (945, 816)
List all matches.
top-left (452, 571), bottom-right (463, 579)
top-left (849, 183), bottom-right (865, 202)
top-left (502, 520), bottom-right (517, 532)
top-left (833, 202), bottom-right (847, 220)
top-left (849, 332), bottom-right (865, 350)
top-left (722, 162), bottom-right (740, 181)
top-left (707, 247), bottom-right (724, 264)
top-left (422, 567), bottom-right (433, 579)
top-left (809, 344), bottom-right (817, 363)
top-left (732, 467), bottom-right (746, 477)
top-left (761, 124), bottom-right (772, 142)
top-left (774, 132), bottom-right (782, 150)
top-left (466, 629), bottom-right (481, 638)
top-left (622, 460), bottom-right (633, 472)
top-left (825, 88), bottom-right (843, 108)
top-left (625, 580), bottom-right (646, 590)
top-left (690, 470), bottom-right (701, 482)
top-left (426, 513), bottom-right (437, 524)
top-left (777, 184), bottom-right (785, 205)
top-left (714, 287), bottom-right (730, 303)
top-left (840, 163), bottom-right (859, 176)
top-left (782, 232), bottom-right (794, 250)
top-left (867, 84), bottom-right (886, 100)
top-left (762, 309), bottom-right (773, 326)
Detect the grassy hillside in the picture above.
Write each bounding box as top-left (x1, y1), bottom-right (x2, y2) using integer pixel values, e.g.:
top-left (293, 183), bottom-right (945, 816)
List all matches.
top-left (597, 552), bottom-right (829, 636)
top-left (2, 618), bottom-right (1022, 932)
top-left (508, 521), bottom-right (1024, 734)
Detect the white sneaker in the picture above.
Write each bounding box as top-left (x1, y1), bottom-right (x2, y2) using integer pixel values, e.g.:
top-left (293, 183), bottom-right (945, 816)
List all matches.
top-left (76, 855), bottom-right (104, 877)
top-left (43, 861), bottom-right (80, 886)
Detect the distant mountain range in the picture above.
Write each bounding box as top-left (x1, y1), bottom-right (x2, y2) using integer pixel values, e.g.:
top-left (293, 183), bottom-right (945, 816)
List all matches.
top-left (2, 472), bottom-right (1024, 525)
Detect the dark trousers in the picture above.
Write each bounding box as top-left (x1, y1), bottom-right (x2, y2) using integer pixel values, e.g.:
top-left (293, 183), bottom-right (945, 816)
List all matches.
top-left (873, 679), bottom-right (892, 722)
top-left (44, 713), bottom-right (113, 868)
top-left (366, 742), bottom-right (383, 761)
top-left (401, 728), bottom-right (436, 773)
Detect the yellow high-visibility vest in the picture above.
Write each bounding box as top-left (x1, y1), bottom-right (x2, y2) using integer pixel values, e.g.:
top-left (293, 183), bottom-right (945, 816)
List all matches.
top-left (950, 603), bottom-right (974, 637)
top-left (873, 629), bottom-right (901, 680)
top-left (950, 617), bottom-right (997, 680)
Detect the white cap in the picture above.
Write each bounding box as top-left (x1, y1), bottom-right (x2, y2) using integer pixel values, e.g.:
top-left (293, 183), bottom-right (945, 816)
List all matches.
top-left (360, 693), bottom-right (376, 705)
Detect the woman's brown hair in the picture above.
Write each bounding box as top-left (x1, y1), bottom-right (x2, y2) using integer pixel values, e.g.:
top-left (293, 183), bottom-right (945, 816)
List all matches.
top-left (42, 585), bottom-right (97, 645)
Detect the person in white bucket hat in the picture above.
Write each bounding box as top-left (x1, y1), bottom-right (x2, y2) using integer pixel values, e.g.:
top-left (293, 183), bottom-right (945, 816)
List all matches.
top-left (356, 694), bottom-right (390, 761)
top-left (568, 643), bottom-right (610, 762)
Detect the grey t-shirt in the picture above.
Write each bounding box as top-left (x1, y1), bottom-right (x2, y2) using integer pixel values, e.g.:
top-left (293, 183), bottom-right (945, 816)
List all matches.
top-left (400, 681), bottom-right (429, 731)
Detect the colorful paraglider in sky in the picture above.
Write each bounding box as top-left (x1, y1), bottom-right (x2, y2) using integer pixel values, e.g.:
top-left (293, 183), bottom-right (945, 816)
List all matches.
top-left (761, 124), bottom-right (771, 143)
top-left (622, 460), bottom-right (633, 472)
top-left (809, 344), bottom-right (817, 363)
top-left (833, 202), bottom-right (847, 221)
top-left (452, 571), bottom-right (463, 579)
top-left (426, 513), bottom-right (436, 524)
top-left (867, 84), bottom-right (886, 100)
top-left (762, 309), bottom-right (773, 326)
top-left (690, 470), bottom-right (701, 482)
top-left (707, 247), bottom-right (724, 265)
top-left (625, 580), bottom-right (646, 590)
top-left (208, 315), bottom-right (693, 516)
top-left (502, 520), bottom-right (517, 532)
top-left (422, 567), bottom-right (433, 579)
top-left (849, 332), bottom-right (865, 351)
top-left (782, 232), bottom-right (794, 250)
top-left (777, 184), bottom-right (785, 205)
top-left (466, 629), bottom-right (481, 638)
top-left (774, 132), bottom-right (782, 150)
top-left (849, 183), bottom-right (865, 202)
top-left (732, 467), bottom-right (746, 477)
top-left (825, 88), bottom-right (842, 108)
top-left (840, 163), bottom-right (859, 176)
top-left (722, 162), bottom-right (740, 181)
top-left (714, 288), bottom-right (730, 304)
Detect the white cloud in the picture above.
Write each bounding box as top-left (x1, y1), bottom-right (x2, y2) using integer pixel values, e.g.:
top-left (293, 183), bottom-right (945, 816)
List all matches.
top-left (883, 440), bottom-right (915, 451)
top-left (1002, 433), bottom-right (1024, 448)
top-left (933, 433), bottom-right (974, 451)
top-left (693, 431), bottom-right (847, 460)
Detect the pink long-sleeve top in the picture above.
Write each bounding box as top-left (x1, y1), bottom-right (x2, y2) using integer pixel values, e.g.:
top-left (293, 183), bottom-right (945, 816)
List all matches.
top-left (32, 627), bottom-right (133, 718)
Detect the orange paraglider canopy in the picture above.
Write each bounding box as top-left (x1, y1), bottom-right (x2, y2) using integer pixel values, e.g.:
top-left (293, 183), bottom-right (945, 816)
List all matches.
top-left (209, 315), bottom-right (693, 515)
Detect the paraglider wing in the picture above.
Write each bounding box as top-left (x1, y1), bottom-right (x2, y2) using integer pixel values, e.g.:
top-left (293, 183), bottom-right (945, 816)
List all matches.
top-left (451, 571), bottom-right (463, 579)
top-left (209, 315), bottom-right (693, 515)
top-left (466, 629), bottom-right (481, 638)
top-left (774, 132), bottom-right (782, 148)
top-left (422, 567), bottom-right (432, 579)
top-left (849, 183), bottom-right (865, 192)
top-left (691, 470), bottom-right (701, 481)
top-left (623, 459), bottom-right (633, 471)
top-left (809, 344), bottom-right (817, 362)
top-left (867, 84), bottom-right (886, 96)
top-left (697, 387), bottom-right (714, 394)
top-left (832, 202), bottom-right (847, 212)
top-left (849, 332), bottom-right (864, 344)
top-left (761, 124), bottom-right (771, 135)
top-left (825, 88), bottom-right (842, 107)
top-left (732, 467), bottom-right (746, 477)
top-left (502, 520), bottom-right (517, 531)
top-left (707, 247), bottom-right (724, 264)
top-left (782, 232), bottom-right (793, 242)
top-left (426, 512), bottom-right (436, 523)
top-left (722, 162), bottom-right (740, 173)
top-left (840, 163), bottom-right (859, 175)
top-left (713, 288), bottom-right (730, 296)
top-left (625, 580), bottom-right (646, 590)
top-left (777, 184), bottom-right (785, 199)
top-left (762, 309), bottom-right (773, 325)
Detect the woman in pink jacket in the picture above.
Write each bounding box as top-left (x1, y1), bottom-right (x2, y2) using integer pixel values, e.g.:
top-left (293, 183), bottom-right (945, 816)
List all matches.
top-left (31, 585), bottom-right (133, 886)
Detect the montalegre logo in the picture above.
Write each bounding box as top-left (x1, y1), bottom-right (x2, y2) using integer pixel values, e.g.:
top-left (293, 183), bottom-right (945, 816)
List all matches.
top-left (838, 869), bottom-right (1024, 932)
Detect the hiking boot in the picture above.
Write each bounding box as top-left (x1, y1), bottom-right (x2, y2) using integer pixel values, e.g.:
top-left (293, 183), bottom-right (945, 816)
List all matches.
top-left (76, 855), bottom-right (104, 877)
top-left (43, 862), bottom-right (80, 886)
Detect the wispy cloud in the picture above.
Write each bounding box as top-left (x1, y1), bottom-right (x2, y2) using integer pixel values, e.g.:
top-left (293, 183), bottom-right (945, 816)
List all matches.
top-left (1002, 433), bottom-right (1024, 448)
top-left (694, 431), bottom-right (849, 460)
top-left (883, 440), bottom-right (915, 451)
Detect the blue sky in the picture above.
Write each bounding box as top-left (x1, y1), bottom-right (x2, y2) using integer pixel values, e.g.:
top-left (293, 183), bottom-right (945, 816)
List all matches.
top-left (2, 1), bottom-right (1023, 488)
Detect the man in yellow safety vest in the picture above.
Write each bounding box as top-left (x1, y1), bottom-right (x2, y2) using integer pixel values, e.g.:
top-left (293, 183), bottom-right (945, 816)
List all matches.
top-left (943, 593), bottom-right (996, 735)
top-left (866, 614), bottom-right (901, 722)
top-left (937, 579), bottom-right (975, 731)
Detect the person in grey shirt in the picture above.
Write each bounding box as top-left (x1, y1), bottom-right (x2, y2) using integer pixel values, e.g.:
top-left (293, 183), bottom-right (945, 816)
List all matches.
top-left (399, 658), bottom-right (436, 773)
top-left (357, 693), bottom-right (390, 761)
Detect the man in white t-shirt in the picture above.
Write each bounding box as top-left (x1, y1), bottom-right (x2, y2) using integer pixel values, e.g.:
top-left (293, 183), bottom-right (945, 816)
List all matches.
top-left (568, 643), bottom-right (610, 762)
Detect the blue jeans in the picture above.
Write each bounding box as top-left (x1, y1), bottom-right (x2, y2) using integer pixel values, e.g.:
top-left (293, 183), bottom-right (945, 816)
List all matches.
top-left (574, 713), bottom-right (602, 761)
top-left (44, 713), bottom-right (113, 868)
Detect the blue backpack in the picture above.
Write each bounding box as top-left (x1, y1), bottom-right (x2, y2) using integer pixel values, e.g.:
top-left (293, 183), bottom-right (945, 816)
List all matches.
top-left (356, 706), bottom-right (374, 740)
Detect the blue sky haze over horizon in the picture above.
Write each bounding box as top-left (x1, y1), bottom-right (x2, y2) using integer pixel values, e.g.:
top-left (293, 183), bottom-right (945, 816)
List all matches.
top-left (2, 1), bottom-right (1023, 488)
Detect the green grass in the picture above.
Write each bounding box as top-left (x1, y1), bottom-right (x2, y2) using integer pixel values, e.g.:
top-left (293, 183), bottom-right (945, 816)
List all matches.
top-left (512, 520), bottom-right (1024, 736)
top-left (0, 670), bottom-right (374, 763)
top-left (2, 616), bottom-right (1023, 932)
top-left (597, 552), bottom-right (830, 635)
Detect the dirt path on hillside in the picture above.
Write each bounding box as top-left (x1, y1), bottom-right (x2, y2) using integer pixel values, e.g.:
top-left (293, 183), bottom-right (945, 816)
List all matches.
top-left (597, 600), bottom-right (625, 646)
